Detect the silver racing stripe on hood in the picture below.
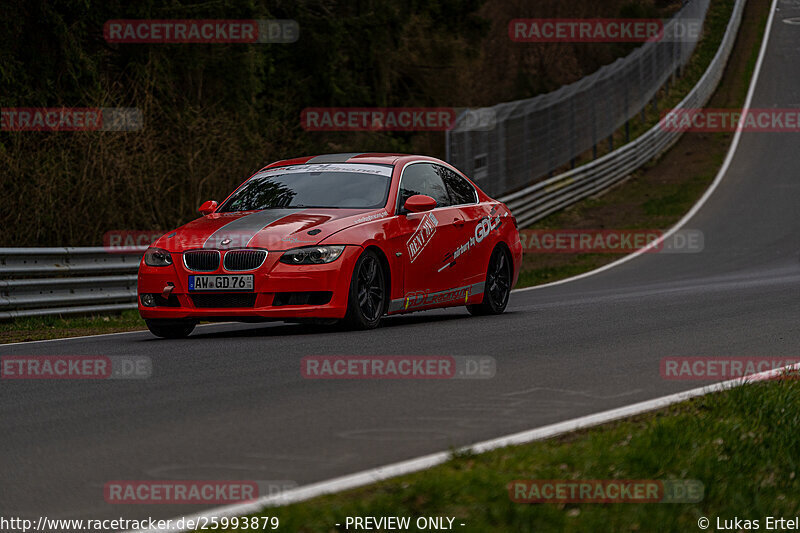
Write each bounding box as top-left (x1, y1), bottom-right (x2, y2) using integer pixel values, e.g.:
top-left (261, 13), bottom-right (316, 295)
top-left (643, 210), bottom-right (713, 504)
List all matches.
top-left (203, 209), bottom-right (299, 249)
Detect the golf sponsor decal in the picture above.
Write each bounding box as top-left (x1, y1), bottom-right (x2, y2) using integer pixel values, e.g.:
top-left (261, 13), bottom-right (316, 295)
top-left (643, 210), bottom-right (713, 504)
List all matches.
top-left (439, 213), bottom-right (504, 272)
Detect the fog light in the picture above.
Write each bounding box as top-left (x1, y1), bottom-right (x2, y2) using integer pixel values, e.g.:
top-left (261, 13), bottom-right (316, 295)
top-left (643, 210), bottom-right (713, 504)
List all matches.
top-left (141, 293), bottom-right (156, 307)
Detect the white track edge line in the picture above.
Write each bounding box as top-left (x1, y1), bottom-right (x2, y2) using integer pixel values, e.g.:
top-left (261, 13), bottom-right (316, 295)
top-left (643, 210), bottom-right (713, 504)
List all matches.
top-left (513, 0), bottom-right (776, 294)
top-left (133, 363), bottom-right (798, 533)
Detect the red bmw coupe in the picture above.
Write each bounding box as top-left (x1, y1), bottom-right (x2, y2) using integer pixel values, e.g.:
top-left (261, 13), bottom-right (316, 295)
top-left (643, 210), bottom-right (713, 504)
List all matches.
top-left (138, 153), bottom-right (522, 338)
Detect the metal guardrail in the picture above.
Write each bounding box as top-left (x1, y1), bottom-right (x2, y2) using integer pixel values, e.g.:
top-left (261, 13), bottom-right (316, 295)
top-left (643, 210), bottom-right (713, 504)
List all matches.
top-left (498, 0), bottom-right (746, 227)
top-left (0, 0), bottom-right (745, 319)
top-left (0, 247), bottom-right (144, 319)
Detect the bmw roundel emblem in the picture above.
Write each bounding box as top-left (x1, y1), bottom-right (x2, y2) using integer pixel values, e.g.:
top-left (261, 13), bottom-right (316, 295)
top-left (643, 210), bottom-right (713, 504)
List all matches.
top-left (221, 238), bottom-right (231, 245)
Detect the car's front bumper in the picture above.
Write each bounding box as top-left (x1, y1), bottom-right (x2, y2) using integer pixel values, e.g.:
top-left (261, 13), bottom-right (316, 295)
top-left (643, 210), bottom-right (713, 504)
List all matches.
top-left (137, 246), bottom-right (362, 321)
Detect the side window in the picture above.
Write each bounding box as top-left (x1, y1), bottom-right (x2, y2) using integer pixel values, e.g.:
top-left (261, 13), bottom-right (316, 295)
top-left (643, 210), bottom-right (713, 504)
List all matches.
top-left (398, 163), bottom-right (451, 210)
top-left (438, 166), bottom-right (477, 205)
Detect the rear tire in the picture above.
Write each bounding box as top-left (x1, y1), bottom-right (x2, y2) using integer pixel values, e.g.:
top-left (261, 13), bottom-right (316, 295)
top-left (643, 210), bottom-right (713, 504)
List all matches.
top-left (343, 249), bottom-right (387, 330)
top-left (467, 246), bottom-right (512, 316)
top-left (145, 319), bottom-right (196, 339)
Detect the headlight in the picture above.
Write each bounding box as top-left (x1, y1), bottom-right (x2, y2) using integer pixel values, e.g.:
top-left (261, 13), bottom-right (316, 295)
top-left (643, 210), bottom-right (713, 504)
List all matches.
top-left (280, 245), bottom-right (345, 265)
top-left (144, 247), bottom-right (173, 267)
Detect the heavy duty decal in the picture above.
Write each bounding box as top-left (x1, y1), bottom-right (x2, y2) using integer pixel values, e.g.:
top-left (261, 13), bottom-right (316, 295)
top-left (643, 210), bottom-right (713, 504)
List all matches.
top-left (406, 212), bottom-right (439, 262)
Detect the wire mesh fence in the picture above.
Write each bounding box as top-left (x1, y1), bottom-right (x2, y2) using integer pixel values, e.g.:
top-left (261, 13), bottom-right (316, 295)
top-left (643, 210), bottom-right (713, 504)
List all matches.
top-left (496, 0), bottom-right (745, 228)
top-left (446, 0), bottom-right (711, 197)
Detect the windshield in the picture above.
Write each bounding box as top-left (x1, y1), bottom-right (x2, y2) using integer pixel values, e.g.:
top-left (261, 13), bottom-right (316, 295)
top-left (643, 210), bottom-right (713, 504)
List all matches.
top-left (217, 163), bottom-right (393, 212)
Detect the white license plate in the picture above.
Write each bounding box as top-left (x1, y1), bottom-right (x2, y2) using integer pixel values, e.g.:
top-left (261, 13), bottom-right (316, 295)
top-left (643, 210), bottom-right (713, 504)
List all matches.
top-left (188, 275), bottom-right (254, 291)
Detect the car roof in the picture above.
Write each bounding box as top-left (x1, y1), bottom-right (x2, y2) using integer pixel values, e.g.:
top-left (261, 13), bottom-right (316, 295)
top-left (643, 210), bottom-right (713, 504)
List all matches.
top-left (260, 153), bottom-right (441, 170)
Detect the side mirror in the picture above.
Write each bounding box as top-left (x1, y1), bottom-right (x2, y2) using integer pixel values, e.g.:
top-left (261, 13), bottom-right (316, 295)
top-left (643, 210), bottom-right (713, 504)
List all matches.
top-left (403, 195), bottom-right (437, 214)
top-left (199, 200), bottom-right (218, 216)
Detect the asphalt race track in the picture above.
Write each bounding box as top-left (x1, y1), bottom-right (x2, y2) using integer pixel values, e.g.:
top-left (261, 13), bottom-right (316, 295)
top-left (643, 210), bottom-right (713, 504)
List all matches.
top-left (2, 2), bottom-right (799, 524)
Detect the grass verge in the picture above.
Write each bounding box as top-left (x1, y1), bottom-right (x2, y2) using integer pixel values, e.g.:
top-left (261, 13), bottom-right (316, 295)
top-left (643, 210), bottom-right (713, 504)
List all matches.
top-left (0, 310), bottom-right (145, 344)
top-left (209, 379), bottom-right (800, 532)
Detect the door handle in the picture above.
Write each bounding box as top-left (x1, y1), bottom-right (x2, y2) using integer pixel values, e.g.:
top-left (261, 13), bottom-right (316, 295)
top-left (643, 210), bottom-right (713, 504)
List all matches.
top-left (453, 217), bottom-right (466, 227)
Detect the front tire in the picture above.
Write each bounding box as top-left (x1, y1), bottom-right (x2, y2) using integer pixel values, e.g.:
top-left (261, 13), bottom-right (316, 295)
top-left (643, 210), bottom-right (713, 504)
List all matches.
top-left (467, 246), bottom-right (512, 316)
top-left (145, 319), bottom-right (196, 339)
top-left (343, 249), bottom-right (387, 330)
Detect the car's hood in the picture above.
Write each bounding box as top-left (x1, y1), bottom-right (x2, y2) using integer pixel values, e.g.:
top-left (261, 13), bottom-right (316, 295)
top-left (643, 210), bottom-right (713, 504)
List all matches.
top-left (155, 208), bottom-right (387, 252)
